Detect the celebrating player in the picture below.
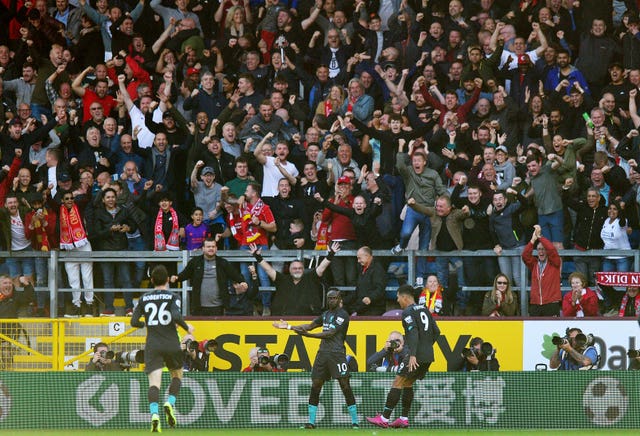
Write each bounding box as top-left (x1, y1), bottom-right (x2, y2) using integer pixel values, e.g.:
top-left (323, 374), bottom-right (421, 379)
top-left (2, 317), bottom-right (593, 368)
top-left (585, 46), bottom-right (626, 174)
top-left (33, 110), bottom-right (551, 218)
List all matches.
top-left (366, 284), bottom-right (440, 428)
top-left (273, 289), bottom-right (359, 429)
top-left (131, 265), bottom-right (194, 433)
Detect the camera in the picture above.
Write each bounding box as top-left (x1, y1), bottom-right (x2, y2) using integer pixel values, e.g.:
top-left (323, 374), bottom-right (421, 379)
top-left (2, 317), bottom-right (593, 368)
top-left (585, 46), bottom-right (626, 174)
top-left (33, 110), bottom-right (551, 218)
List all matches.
top-left (113, 349), bottom-right (145, 365)
top-left (184, 338), bottom-right (218, 353)
top-left (551, 335), bottom-right (569, 346)
top-left (388, 339), bottom-right (400, 350)
top-left (461, 348), bottom-right (476, 358)
top-left (627, 349), bottom-right (640, 359)
top-left (99, 350), bottom-right (115, 360)
top-left (259, 355), bottom-right (270, 365)
top-left (553, 329), bottom-right (594, 349)
top-left (480, 342), bottom-right (496, 359)
top-left (271, 353), bottom-right (289, 370)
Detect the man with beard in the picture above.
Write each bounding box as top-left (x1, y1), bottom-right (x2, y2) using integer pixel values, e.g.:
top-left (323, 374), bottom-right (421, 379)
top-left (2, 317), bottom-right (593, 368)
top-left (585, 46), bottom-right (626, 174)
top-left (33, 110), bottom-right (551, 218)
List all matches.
top-left (253, 131), bottom-right (299, 197)
top-left (171, 237), bottom-right (248, 315)
top-left (249, 241), bottom-right (340, 316)
top-left (544, 49), bottom-right (590, 97)
top-left (72, 67), bottom-right (116, 123)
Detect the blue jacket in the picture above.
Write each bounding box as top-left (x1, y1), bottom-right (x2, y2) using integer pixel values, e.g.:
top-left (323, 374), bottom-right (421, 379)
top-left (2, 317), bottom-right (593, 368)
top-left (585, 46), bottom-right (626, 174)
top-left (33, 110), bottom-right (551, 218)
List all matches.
top-left (544, 65), bottom-right (590, 96)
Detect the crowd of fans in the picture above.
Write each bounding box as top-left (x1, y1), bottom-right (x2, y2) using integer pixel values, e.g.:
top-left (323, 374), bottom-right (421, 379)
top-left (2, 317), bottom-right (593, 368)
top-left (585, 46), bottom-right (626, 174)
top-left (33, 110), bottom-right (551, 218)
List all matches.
top-left (1, 0), bottom-right (640, 317)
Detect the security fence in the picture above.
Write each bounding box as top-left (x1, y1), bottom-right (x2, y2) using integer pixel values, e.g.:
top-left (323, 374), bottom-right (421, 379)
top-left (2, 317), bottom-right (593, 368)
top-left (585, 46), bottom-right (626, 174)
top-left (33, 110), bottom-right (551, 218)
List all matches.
top-left (0, 248), bottom-right (638, 317)
top-left (0, 371), bottom-right (636, 429)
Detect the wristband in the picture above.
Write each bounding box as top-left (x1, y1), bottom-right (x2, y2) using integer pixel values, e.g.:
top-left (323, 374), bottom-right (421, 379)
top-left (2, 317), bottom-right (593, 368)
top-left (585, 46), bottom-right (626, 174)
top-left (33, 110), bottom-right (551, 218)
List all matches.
top-left (287, 325), bottom-right (292, 330)
top-left (327, 250), bottom-right (335, 260)
top-left (253, 253), bottom-right (264, 263)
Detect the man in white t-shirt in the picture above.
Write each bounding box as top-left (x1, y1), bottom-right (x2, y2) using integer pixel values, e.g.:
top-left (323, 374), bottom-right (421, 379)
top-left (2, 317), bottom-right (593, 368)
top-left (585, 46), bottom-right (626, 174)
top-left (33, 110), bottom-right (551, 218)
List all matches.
top-left (498, 22), bottom-right (548, 70)
top-left (254, 132), bottom-right (299, 198)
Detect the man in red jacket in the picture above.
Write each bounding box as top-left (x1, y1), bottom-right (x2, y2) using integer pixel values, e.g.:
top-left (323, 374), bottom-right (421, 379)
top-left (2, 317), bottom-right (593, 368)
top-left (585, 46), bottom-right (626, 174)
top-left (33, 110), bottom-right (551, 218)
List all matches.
top-left (321, 176), bottom-right (357, 288)
top-left (522, 224), bottom-right (562, 316)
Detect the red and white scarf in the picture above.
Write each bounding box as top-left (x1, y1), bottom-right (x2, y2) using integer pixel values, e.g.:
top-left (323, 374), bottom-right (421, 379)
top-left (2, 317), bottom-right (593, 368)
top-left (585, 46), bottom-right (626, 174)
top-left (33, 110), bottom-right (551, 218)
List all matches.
top-left (241, 199), bottom-right (265, 244)
top-left (59, 204), bottom-right (88, 250)
top-left (619, 293), bottom-right (640, 317)
top-left (154, 208), bottom-right (180, 251)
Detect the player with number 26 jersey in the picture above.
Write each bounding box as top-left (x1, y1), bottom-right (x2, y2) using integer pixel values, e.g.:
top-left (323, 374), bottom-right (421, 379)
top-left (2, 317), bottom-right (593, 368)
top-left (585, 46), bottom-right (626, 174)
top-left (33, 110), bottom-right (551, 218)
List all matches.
top-left (131, 287), bottom-right (189, 371)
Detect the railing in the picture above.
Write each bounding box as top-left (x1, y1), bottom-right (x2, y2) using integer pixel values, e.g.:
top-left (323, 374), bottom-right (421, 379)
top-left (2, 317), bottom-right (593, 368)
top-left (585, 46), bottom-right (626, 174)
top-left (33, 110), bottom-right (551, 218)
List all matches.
top-left (1, 248), bottom-right (638, 317)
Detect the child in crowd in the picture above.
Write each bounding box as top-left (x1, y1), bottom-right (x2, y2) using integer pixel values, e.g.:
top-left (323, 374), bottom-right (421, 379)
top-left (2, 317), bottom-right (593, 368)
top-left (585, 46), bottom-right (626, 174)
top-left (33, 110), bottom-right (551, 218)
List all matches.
top-left (183, 207), bottom-right (209, 250)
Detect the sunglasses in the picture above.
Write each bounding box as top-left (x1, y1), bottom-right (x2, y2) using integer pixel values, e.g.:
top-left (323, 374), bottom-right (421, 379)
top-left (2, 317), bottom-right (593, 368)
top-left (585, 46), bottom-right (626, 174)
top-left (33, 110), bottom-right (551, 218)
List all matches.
top-left (496, 281), bottom-right (508, 285)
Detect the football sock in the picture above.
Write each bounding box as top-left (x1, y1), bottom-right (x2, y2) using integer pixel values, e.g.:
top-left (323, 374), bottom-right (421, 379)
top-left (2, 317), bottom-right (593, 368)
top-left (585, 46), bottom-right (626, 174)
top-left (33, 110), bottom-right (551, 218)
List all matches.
top-left (308, 404), bottom-right (318, 425)
top-left (167, 395), bottom-right (176, 407)
top-left (169, 377), bottom-right (182, 399)
top-left (383, 388), bottom-right (401, 420)
top-left (347, 404), bottom-right (358, 424)
top-left (401, 387), bottom-right (414, 417)
top-left (149, 386), bottom-right (160, 415)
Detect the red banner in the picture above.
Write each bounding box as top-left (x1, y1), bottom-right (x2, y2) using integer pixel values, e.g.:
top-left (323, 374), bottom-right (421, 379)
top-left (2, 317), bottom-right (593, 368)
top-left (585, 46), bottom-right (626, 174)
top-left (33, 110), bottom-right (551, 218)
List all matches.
top-left (595, 272), bottom-right (640, 287)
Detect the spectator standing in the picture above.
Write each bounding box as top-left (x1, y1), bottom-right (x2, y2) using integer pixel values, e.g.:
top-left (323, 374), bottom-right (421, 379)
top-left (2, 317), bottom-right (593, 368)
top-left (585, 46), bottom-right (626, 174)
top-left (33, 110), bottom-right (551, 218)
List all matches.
top-left (320, 176), bottom-right (358, 289)
top-left (171, 237), bottom-right (248, 316)
top-left (343, 246), bottom-right (387, 316)
top-left (237, 182), bottom-right (276, 315)
top-left (522, 224), bottom-right (562, 316)
top-left (59, 189), bottom-right (95, 317)
top-left (92, 187), bottom-right (137, 316)
top-left (249, 241), bottom-right (339, 316)
top-left (563, 186), bottom-right (607, 284)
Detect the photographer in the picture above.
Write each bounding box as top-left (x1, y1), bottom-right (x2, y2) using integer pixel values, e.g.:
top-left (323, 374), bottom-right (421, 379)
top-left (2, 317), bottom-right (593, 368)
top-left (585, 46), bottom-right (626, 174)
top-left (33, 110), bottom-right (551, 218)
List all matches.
top-left (242, 346), bottom-right (287, 372)
top-left (181, 335), bottom-right (217, 372)
top-left (366, 331), bottom-right (409, 373)
top-left (85, 342), bottom-right (124, 371)
top-left (549, 328), bottom-right (598, 370)
top-left (458, 337), bottom-right (500, 371)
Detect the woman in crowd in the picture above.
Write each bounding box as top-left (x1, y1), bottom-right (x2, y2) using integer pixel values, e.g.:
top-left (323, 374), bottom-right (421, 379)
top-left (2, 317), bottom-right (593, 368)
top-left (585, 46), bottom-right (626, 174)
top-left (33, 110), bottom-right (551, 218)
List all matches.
top-left (562, 271), bottom-right (599, 317)
top-left (315, 85), bottom-right (346, 125)
top-left (601, 201), bottom-right (632, 273)
top-left (481, 274), bottom-right (519, 317)
top-left (418, 274), bottom-right (444, 316)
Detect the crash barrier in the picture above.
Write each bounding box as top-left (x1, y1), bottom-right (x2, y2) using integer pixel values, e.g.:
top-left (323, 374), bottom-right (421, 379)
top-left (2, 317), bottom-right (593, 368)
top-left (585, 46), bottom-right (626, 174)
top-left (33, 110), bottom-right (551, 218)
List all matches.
top-left (0, 318), bottom-right (637, 372)
top-left (0, 371), bottom-right (638, 429)
top-left (1, 248), bottom-right (638, 317)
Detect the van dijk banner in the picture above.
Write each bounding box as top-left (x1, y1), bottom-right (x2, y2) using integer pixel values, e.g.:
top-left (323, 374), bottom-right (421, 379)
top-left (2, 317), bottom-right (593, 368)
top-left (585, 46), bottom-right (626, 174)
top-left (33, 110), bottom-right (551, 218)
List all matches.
top-left (595, 272), bottom-right (640, 287)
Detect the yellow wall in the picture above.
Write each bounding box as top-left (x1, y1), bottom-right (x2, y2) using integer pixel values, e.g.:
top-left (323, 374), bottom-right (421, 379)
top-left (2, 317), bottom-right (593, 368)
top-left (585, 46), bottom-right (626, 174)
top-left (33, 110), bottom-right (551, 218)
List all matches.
top-left (190, 319), bottom-right (523, 371)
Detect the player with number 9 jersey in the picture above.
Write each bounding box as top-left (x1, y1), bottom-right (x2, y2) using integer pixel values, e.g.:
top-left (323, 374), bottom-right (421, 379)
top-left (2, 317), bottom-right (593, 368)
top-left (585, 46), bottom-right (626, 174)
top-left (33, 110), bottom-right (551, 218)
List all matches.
top-left (402, 295), bottom-right (440, 372)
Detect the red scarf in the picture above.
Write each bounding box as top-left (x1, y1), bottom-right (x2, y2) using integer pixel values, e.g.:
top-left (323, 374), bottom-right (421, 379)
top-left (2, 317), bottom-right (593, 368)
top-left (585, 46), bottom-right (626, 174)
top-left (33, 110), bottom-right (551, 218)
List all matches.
top-left (29, 210), bottom-right (51, 251)
top-left (154, 208), bottom-right (180, 251)
top-left (324, 100), bottom-right (333, 117)
top-left (420, 286), bottom-right (443, 315)
top-left (619, 293), bottom-right (640, 317)
top-left (59, 204), bottom-right (88, 250)
top-left (241, 199), bottom-right (265, 244)
top-left (226, 210), bottom-right (244, 243)
top-left (314, 221), bottom-right (328, 250)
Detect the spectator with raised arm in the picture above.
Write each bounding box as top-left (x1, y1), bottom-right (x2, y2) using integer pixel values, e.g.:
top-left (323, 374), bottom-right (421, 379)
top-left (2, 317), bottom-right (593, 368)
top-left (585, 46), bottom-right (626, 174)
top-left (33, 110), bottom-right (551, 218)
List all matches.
top-left (522, 224), bottom-right (562, 317)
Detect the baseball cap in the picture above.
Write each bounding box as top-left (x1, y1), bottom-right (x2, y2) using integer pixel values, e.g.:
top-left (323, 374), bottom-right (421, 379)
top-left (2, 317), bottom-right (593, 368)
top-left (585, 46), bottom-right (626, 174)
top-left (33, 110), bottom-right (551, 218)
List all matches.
top-left (58, 173), bottom-right (72, 182)
top-left (337, 176), bottom-right (351, 185)
top-left (162, 111), bottom-right (174, 119)
top-left (186, 67), bottom-right (200, 76)
top-left (495, 145), bottom-right (508, 154)
top-left (381, 60), bottom-right (397, 71)
top-left (8, 118), bottom-right (22, 126)
top-left (201, 166), bottom-right (215, 175)
top-left (517, 54), bottom-right (530, 65)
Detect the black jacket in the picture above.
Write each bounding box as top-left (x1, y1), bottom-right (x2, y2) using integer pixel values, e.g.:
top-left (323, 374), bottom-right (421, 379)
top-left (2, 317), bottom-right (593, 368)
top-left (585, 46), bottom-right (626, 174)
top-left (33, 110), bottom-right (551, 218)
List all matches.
top-left (346, 259), bottom-right (387, 316)
top-left (91, 205), bottom-right (138, 250)
top-left (176, 254), bottom-right (245, 315)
